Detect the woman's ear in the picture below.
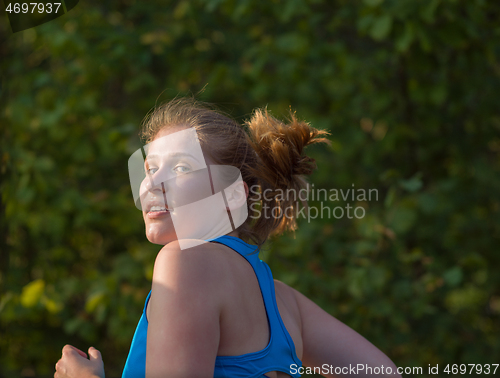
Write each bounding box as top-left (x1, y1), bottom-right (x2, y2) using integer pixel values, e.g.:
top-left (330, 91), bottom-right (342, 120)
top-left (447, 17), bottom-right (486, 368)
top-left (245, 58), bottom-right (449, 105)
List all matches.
top-left (225, 180), bottom-right (248, 229)
top-left (225, 180), bottom-right (248, 210)
top-left (243, 181), bottom-right (249, 199)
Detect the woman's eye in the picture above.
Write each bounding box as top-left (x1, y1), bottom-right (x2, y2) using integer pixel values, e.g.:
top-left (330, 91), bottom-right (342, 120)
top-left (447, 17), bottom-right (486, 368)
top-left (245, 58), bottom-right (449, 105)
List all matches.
top-left (173, 165), bottom-right (190, 174)
top-left (146, 167), bottom-right (158, 175)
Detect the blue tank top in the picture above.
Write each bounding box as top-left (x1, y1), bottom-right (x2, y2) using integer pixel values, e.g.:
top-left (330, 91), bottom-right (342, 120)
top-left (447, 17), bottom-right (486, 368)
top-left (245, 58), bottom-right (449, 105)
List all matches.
top-left (121, 235), bottom-right (302, 378)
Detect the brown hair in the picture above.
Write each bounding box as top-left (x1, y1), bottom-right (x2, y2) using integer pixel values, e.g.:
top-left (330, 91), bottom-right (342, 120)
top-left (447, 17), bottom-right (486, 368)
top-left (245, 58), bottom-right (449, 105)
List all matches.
top-left (141, 97), bottom-right (330, 247)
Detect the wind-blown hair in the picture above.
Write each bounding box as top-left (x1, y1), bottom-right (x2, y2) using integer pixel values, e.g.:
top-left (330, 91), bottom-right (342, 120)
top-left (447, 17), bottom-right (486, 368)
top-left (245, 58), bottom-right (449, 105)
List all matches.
top-left (141, 97), bottom-right (330, 246)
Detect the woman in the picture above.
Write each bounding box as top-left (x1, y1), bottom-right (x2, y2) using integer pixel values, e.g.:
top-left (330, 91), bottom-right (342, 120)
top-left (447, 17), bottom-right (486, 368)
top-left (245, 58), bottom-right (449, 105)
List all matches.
top-left (55, 98), bottom-right (401, 378)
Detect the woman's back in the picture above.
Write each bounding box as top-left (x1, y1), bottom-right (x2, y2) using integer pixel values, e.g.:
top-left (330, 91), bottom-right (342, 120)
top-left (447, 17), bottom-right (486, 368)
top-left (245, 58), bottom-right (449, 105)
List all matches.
top-left (145, 236), bottom-right (303, 378)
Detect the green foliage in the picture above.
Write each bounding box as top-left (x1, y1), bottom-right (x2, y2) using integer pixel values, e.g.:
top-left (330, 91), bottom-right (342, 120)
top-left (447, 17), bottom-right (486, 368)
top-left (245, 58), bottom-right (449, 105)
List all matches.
top-left (1, 0), bottom-right (499, 377)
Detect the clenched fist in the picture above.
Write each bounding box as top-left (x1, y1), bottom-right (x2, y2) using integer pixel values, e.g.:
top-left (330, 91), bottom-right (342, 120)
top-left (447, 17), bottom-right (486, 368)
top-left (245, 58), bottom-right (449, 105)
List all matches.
top-left (54, 345), bottom-right (105, 378)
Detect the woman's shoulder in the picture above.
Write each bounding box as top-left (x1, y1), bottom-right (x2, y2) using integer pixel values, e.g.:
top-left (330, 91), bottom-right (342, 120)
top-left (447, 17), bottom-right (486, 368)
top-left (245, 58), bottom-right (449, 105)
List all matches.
top-left (273, 279), bottom-right (304, 359)
top-left (274, 279), bottom-right (301, 316)
top-left (151, 240), bottom-right (232, 300)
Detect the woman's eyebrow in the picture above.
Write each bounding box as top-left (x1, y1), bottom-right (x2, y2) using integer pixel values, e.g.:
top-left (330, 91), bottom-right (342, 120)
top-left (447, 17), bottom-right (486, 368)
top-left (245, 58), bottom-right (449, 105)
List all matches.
top-left (146, 152), bottom-right (197, 160)
top-left (145, 152), bottom-right (205, 165)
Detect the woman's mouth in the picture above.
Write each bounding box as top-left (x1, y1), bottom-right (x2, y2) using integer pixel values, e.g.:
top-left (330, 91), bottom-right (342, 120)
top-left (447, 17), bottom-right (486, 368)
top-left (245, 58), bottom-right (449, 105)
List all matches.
top-left (147, 205), bottom-right (170, 218)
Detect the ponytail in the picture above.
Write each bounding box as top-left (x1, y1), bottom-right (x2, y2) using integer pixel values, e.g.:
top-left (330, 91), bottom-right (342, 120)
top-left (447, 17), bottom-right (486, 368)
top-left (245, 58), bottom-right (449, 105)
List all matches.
top-left (243, 108), bottom-right (330, 244)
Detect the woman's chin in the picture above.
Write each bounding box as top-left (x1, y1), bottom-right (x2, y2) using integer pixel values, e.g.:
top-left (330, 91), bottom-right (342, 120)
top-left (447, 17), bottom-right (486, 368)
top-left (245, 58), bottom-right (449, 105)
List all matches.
top-left (146, 235), bottom-right (177, 245)
top-left (145, 229), bottom-right (177, 245)
top-left (144, 217), bottom-right (177, 245)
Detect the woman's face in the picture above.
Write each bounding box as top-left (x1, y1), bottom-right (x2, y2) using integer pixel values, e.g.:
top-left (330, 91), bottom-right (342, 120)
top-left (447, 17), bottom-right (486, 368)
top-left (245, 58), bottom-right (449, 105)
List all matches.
top-left (138, 125), bottom-right (247, 248)
top-left (140, 125), bottom-right (212, 245)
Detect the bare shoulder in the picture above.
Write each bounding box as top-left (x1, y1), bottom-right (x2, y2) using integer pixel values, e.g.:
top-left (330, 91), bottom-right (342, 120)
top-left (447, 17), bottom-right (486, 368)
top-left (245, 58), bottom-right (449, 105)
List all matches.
top-left (271, 280), bottom-right (304, 359)
top-left (153, 240), bottom-right (229, 286)
top-left (273, 279), bottom-right (313, 320)
top-left (273, 280), bottom-right (329, 332)
top-left (273, 279), bottom-right (301, 311)
top-left (149, 240), bottom-right (231, 315)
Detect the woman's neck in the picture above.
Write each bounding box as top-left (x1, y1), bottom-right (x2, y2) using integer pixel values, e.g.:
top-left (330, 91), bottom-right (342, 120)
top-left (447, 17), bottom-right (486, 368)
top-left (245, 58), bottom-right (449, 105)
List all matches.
top-left (226, 230), bottom-right (240, 239)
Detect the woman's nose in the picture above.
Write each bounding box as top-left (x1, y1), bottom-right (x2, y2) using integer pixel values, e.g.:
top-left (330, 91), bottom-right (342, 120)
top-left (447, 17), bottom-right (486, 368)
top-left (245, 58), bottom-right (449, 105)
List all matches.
top-left (146, 168), bottom-right (172, 193)
top-left (145, 176), bottom-right (161, 192)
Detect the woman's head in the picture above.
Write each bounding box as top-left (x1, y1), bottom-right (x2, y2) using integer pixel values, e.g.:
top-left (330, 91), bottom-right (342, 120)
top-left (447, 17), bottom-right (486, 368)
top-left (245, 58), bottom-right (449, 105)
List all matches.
top-left (140, 125), bottom-right (213, 246)
top-left (140, 97), bottom-right (330, 246)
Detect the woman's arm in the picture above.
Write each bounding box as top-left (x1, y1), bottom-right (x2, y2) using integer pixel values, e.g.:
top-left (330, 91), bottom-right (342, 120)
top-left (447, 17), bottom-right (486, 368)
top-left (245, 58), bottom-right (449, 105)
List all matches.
top-left (292, 287), bottom-right (402, 378)
top-left (146, 241), bottom-right (224, 378)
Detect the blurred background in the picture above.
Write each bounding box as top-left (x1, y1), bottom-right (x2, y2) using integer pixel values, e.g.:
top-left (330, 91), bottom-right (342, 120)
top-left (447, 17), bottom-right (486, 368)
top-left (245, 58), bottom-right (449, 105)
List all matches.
top-left (1, 0), bottom-right (499, 377)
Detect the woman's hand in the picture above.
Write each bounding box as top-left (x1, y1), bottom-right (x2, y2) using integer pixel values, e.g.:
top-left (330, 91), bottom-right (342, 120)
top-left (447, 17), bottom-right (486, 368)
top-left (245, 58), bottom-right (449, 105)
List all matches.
top-left (55, 345), bottom-right (105, 378)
